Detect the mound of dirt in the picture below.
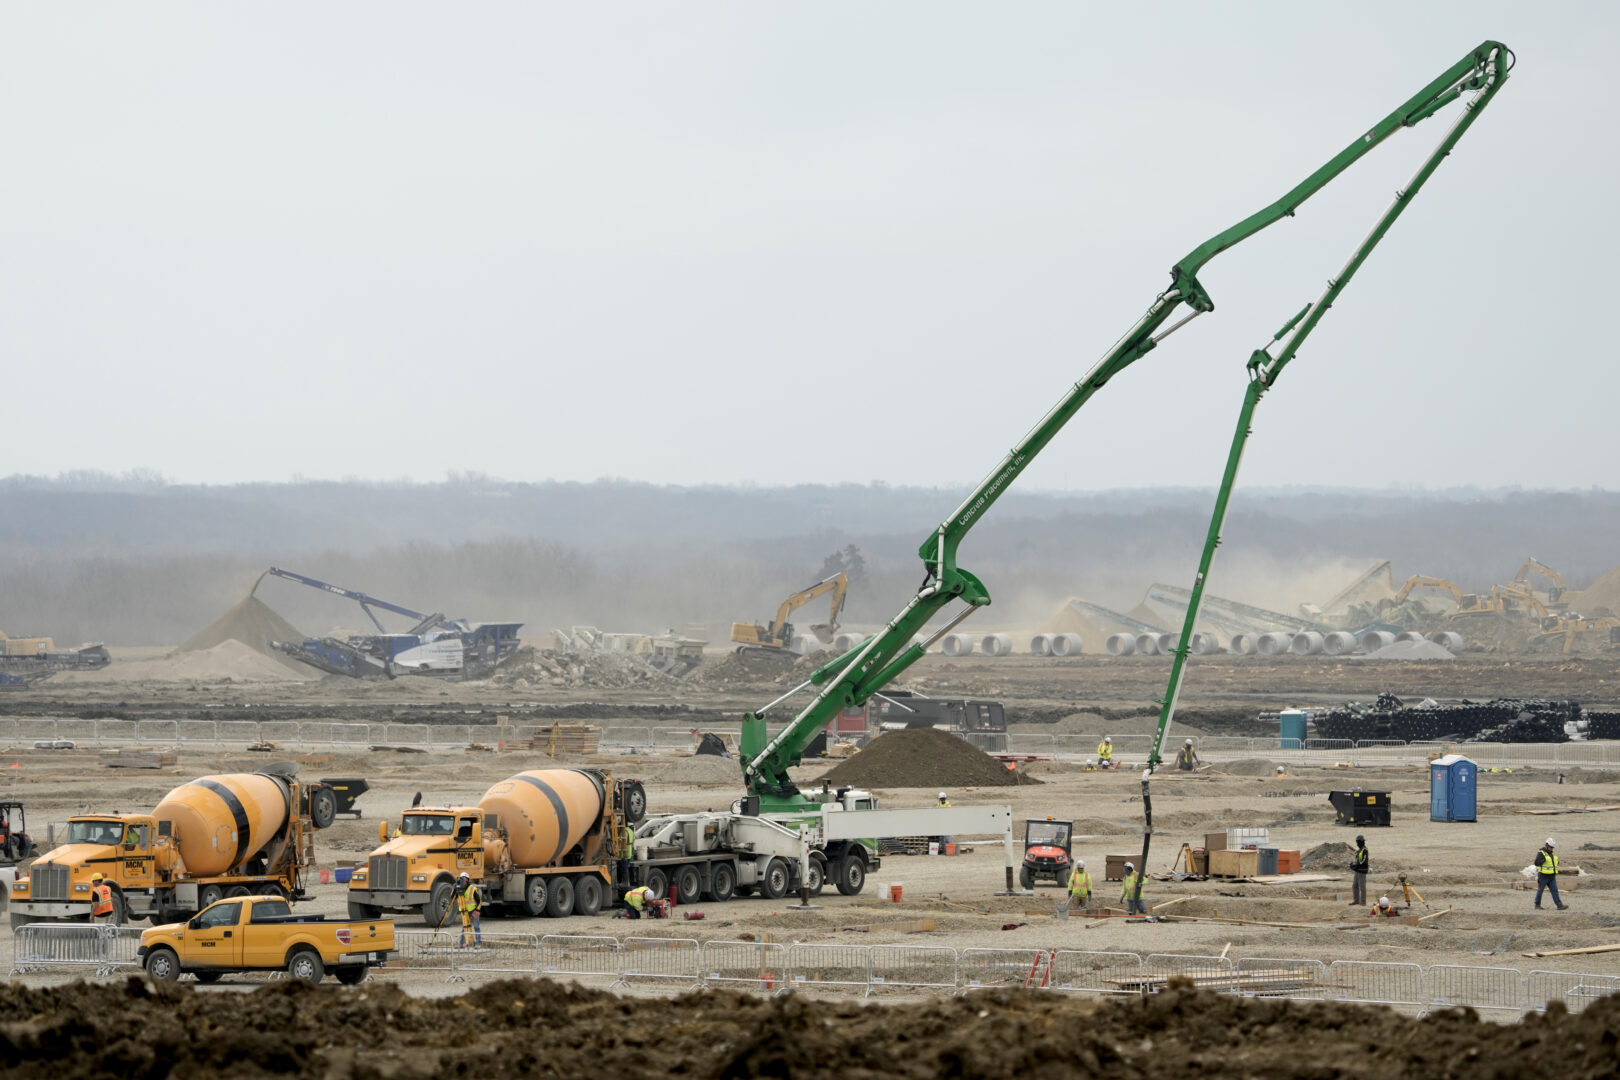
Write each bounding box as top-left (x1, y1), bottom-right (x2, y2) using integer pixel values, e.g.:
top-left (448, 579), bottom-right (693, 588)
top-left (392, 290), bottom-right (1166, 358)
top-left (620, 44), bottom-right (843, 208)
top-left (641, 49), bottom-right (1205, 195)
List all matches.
top-left (5, 978), bottom-right (1620, 1080)
top-left (650, 755), bottom-right (742, 785)
top-left (1300, 840), bottom-right (1356, 869)
top-left (181, 595), bottom-right (308, 671)
top-left (52, 639), bottom-right (318, 684)
top-left (821, 728), bottom-right (1039, 788)
top-left (1218, 758), bottom-right (1281, 776)
top-left (1569, 563), bottom-right (1620, 616)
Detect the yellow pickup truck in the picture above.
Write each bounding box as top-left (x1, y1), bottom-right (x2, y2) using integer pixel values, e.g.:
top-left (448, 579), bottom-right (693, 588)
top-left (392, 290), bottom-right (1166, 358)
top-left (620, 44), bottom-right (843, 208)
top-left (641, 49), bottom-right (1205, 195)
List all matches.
top-left (138, 894), bottom-right (394, 985)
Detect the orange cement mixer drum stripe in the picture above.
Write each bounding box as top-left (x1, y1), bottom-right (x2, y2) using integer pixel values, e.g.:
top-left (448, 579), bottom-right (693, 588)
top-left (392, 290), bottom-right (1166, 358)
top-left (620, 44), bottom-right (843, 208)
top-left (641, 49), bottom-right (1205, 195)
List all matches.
top-left (187, 779), bottom-right (251, 869)
top-left (513, 774), bottom-right (571, 865)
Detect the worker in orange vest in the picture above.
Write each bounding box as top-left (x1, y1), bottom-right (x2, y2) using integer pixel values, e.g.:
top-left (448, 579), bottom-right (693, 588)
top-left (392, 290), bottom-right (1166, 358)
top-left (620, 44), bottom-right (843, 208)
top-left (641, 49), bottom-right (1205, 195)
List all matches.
top-left (90, 872), bottom-right (117, 925)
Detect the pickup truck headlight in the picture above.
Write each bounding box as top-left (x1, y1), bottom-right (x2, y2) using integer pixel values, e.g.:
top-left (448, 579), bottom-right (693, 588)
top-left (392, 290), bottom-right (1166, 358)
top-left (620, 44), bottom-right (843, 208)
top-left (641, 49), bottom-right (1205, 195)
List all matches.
top-left (74, 883), bottom-right (90, 893)
top-left (410, 874), bottom-right (428, 883)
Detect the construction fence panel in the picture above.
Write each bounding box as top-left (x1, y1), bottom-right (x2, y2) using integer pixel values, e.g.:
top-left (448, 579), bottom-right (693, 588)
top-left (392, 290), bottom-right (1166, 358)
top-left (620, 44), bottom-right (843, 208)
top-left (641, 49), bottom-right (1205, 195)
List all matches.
top-left (1005, 734), bottom-right (1055, 754)
top-left (1304, 738), bottom-right (1356, 754)
top-left (451, 932), bottom-right (542, 980)
top-left (597, 727), bottom-right (654, 748)
top-left (618, 936), bottom-right (702, 993)
top-left (868, 945), bottom-right (959, 995)
top-left (382, 723), bottom-right (430, 748)
top-left (1424, 965), bottom-right (1525, 1019)
top-left (700, 940), bottom-right (789, 994)
top-left (9, 924), bottom-right (143, 976)
top-left (1527, 970), bottom-right (1620, 1014)
top-left (217, 720), bottom-right (260, 745)
top-left (56, 719), bottom-right (99, 744)
top-left (1555, 743), bottom-right (1608, 765)
top-left (1049, 735), bottom-right (1092, 758)
top-left (1233, 958), bottom-right (1330, 1001)
top-left (538, 934), bottom-right (623, 986)
top-left (1144, 953), bottom-right (1236, 994)
top-left (135, 720), bottom-right (179, 744)
top-left (960, 948), bottom-right (1054, 991)
top-left (259, 721), bottom-right (301, 745)
top-left (785, 944), bottom-right (872, 996)
top-left (382, 930), bottom-right (460, 980)
top-left (96, 720), bottom-right (139, 745)
top-left (177, 720), bottom-right (218, 743)
top-left (1327, 960), bottom-right (1427, 1016)
top-left (1197, 738), bottom-right (1254, 756)
top-left (1048, 951), bottom-right (1144, 998)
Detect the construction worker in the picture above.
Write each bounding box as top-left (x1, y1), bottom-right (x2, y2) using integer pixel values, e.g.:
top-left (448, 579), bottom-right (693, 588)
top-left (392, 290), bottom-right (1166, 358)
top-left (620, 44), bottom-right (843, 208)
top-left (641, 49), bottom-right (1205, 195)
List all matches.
top-left (618, 821), bottom-right (637, 888)
top-left (1371, 895), bottom-right (1399, 918)
top-left (1121, 861), bottom-right (1146, 915)
top-left (1175, 739), bottom-right (1199, 771)
top-left (1349, 835), bottom-right (1369, 908)
top-left (89, 872), bottom-right (116, 925)
top-left (1083, 759), bottom-right (1097, 772)
top-left (454, 873), bottom-right (483, 947)
top-left (937, 792), bottom-right (951, 807)
top-left (1097, 737), bottom-right (1114, 769)
top-left (623, 884), bottom-right (656, 919)
top-left (1534, 838), bottom-right (1568, 910)
top-left (1066, 859), bottom-right (1092, 913)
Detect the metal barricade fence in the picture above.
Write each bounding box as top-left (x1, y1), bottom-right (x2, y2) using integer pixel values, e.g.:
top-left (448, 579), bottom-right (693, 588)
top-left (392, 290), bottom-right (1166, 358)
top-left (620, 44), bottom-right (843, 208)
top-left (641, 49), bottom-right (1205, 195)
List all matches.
top-left (598, 727), bottom-right (654, 748)
top-left (97, 720), bottom-right (138, 744)
top-left (617, 936), bottom-right (702, 993)
top-left (1048, 951), bottom-right (1144, 997)
top-left (10, 924), bottom-right (143, 976)
top-left (960, 948), bottom-right (1054, 991)
top-left (1005, 734), bottom-right (1056, 753)
top-left (218, 720), bottom-right (260, 745)
top-left (178, 720), bottom-right (217, 743)
top-left (700, 940), bottom-right (788, 993)
top-left (1233, 957), bottom-right (1330, 1001)
top-left (1424, 965), bottom-right (1525, 1020)
top-left (1144, 953), bottom-right (1236, 993)
top-left (136, 720), bottom-right (179, 743)
top-left (785, 944), bottom-right (872, 996)
top-left (1327, 960), bottom-right (1427, 1016)
top-left (57, 719), bottom-right (97, 744)
top-left (452, 932), bottom-right (541, 980)
top-left (868, 945), bottom-right (959, 995)
top-left (383, 723), bottom-right (430, 747)
top-left (539, 934), bottom-right (623, 986)
top-left (1528, 971), bottom-right (1620, 1014)
top-left (382, 930), bottom-right (460, 980)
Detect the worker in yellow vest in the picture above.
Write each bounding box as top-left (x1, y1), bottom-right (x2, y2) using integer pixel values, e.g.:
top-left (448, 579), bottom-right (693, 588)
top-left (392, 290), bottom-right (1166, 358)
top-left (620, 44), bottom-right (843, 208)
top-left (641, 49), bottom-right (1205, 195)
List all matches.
top-left (1097, 737), bottom-right (1114, 769)
top-left (1534, 838), bottom-right (1568, 910)
top-left (1175, 739), bottom-right (1200, 771)
top-left (624, 884), bottom-right (656, 919)
top-left (1121, 861), bottom-right (1146, 915)
top-left (1066, 860), bottom-right (1092, 914)
top-left (89, 873), bottom-right (116, 925)
top-left (454, 873), bottom-right (483, 947)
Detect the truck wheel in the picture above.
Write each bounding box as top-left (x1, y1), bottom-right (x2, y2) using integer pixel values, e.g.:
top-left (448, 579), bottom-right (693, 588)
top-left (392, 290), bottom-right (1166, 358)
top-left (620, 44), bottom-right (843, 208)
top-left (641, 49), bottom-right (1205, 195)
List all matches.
top-left (194, 971), bottom-right (223, 984)
top-left (258, 884), bottom-right (289, 901)
top-left (644, 867), bottom-right (669, 903)
top-left (622, 781), bottom-right (648, 825)
top-left (144, 947), bottom-right (181, 983)
top-left (573, 875), bottom-right (603, 917)
top-left (805, 856), bottom-right (825, 898)
top-left (523, 876), bottom-right (549, 917)
top-left (10, 913), bottom-right (29, 931)
top-left (310, 787), bottom-right (337, 829)
top-left (287, 948), bottom-right (324, 984)
top-left (109, 889), bottom-right (129, 926)
top-left (673, 864), bottom-right (703, 905)
top-left (545, 875), bottom-right (575, 918)
top-left (707, 862), bottom-right (736, 902)
top-left (1018, 866), bottom-right (1035, 890)
top-left (348, 899), bottom-right (383, 920)
top-left (426, 880), bottom-right (455, 927)
top-left (198, 884), bottom-right (224, 910)
top-left (834, 853), bottom-right (866, 896)
top-left (335, 965), bottom-right (368, 986)
top-left (761, 858), bottom-right (790, 900)
top-left (225, 886), bottom-right (252, 899)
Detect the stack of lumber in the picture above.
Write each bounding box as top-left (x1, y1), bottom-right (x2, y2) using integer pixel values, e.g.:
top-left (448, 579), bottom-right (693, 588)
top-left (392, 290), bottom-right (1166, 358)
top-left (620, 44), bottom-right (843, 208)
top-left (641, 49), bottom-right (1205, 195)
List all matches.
top-left (527, 723), bottom-right (600, 756)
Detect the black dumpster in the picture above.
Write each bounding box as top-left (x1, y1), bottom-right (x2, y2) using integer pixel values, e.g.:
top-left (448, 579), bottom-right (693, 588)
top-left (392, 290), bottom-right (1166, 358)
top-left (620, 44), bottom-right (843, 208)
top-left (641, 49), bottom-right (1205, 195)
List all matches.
top-left (1329, 789), bottom-right (1391, 827)
top-left (320, 777), bottom-right (370, 818)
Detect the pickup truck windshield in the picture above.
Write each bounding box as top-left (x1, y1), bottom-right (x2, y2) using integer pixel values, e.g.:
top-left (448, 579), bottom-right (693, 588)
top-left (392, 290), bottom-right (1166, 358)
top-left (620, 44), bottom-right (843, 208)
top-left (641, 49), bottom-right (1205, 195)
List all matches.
top-left (401, 815), bottom-right (454, 836)
top-left (196, 902), bottom-right (241, 929)
top-left (249, 899), bottom-right (292, 921)
top-left (67, 821), bottom-right (125, 846)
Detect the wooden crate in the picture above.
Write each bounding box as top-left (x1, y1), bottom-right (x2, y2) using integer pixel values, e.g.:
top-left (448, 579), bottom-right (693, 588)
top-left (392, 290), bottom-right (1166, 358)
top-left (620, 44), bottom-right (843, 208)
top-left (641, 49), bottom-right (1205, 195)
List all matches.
top-left (1204, 831), bottom-right (1228, 854)
top-left (1104, 853), bottom-right (1138, 881)
top-left (526, 723), bottom-right (600, 756)
top-left (1208, 849), bottom-right (1260, 878)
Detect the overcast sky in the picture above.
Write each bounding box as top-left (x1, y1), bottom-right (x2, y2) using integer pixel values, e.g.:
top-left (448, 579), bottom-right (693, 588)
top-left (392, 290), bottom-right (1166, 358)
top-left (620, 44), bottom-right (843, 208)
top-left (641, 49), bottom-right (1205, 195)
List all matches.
top-left (1, 4), bottom-right (1609, 492)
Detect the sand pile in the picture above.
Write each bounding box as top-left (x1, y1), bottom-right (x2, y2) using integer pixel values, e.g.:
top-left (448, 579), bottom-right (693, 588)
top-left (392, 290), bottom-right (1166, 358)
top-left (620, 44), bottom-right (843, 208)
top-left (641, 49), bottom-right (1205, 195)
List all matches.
top-left (821, 728), bottom-right (1039, 788)
top-left (1300, 840), bottom-right (1357, 869)
top-left (1358, 639), bottom-right (1455, 661)
top-left (181, 595), bottom-right (308, 672)
top-left (1568, 564), bottom-right (1620, 616)
top-left (650, 755), bottom-right (742, 785)
top-left (53, 639), bottom-right (318, 684)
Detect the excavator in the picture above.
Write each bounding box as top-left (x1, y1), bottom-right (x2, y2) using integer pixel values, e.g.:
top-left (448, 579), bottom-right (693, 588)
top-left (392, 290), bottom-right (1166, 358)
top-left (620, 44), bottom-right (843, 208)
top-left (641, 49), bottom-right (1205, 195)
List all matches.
top-left (1531, 613), bottom-right (1620, 655)
top-left (731, 572), bottom-right (848, 659)
top-left (729, 39), bottom-right (1512, 850)
top-left (1512, 557), bottom-right (1568, 611)
top-left (1375, 575), bottom-right (1546, 624)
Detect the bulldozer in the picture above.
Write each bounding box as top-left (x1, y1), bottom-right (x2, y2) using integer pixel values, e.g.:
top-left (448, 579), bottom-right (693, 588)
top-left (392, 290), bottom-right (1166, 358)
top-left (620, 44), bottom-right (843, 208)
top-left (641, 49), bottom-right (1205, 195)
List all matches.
top-left (731, 572), bottom-right (848, 659)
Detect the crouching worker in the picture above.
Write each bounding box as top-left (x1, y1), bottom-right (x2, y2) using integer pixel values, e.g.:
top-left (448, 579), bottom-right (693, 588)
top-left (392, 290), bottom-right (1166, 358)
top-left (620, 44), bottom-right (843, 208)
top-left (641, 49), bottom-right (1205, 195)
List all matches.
top-left (624, 884), bottom-right (656, 919)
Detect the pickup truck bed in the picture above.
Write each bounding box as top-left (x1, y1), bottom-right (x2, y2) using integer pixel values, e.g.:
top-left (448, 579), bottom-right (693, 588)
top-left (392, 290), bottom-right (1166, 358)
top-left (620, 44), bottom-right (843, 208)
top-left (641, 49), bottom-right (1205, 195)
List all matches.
top-left (139, 894), bottom-right (394, 985)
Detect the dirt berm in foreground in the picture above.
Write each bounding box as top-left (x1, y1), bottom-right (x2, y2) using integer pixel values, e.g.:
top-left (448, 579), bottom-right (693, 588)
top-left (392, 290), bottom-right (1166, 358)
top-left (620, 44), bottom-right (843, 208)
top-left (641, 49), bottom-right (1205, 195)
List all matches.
top-left (2, 979), bottom-right (1618, 1080)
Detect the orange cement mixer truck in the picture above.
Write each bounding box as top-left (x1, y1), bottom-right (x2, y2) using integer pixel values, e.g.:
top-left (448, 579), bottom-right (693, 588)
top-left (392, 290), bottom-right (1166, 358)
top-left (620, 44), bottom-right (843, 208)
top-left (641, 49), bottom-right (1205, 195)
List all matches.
top-left (348, 768), bottom-right (646, 924)
top-left (8, 764), bottom-right (337, 928)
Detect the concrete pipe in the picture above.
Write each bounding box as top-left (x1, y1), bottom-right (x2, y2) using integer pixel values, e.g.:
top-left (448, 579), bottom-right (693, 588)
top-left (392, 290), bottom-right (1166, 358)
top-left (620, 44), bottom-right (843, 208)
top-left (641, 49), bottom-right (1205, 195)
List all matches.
top-left (1134, 633), bottom-right (1161, 656)
top-left (1290, 631), bottom-right (1325, 656)
top-left (153, 771), bottom-right (302, 878)
top-left (1230, 634), bottom-right (1256, 655)
top-left (1255, 631), bottom-right (1293, 656)
top-left (1395, 631), bottom-right (1427, 644)
top-left (1028, 634), bottom-right (1053, 657)
top-left (1106, 633), bottom-right (1137, 656)
top-left (1049, 633), bottom-right (1082, 656)
top-left (1156, 633), bottom-right (1181, 653)
top-left (980, 633), bottom-right (1013, 657)
top-left (1323, 631), bottom-right (1359, 656)
top-left (941, 633), bottom-right (975, 657)
top-left (479, 769), bottom-right (605, 870)
top-left (789, 635), bottom-right (816, 655)
top-left (1428, 631), bottom-right (1464, 650)
top-left (833, 632), bottom-right (867, 653)
top-left (1190, 633), bottom-right (1224, 656)
top-left (1358, 630), bottom-right (1396, 652)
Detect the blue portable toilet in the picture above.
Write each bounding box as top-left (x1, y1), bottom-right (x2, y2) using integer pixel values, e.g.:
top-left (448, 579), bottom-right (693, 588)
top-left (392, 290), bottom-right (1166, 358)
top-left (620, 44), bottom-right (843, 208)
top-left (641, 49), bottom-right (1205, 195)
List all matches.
top-left (1430, 754), bottom-right (1477, 822)
top-left (1278, 709), bottom-right (1307, 750)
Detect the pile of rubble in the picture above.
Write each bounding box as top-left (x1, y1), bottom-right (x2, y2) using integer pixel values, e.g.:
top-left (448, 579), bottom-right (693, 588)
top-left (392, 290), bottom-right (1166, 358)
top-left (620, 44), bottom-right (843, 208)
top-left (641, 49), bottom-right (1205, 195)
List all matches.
top-left (491, 646), bottom-right (674, 690)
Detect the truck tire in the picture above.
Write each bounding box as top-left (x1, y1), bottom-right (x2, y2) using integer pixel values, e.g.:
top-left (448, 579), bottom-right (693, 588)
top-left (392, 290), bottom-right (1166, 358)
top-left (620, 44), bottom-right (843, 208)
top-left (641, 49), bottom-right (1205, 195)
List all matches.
top-left (523, 875), bottom-right (549, 917)
top-left (258, 884), bottom-right (289, 901)
top-left (805, 855), bottom-right (826, 898)
top-left (622, 780), bottom-right (648, 825)
top-left (707, 862), bottom-right (736, 902)
top-left (198, 884), bottom-right (224, 911)
top-left (673, 864), bottom-right (703, 905)
top-left (109, 889), bottom-right (129, 926)
top-left (348, 899), bottom-right (383, 920)
top-left (760, 858), bottom-right (790, 900)
top-left (194, 971), bottom-right (223, 984)
top-left (545, 875), bottom-right (575, 918)
top-left (144, 946), bottom-right (181, 983)
top-left (225, 886), bottom-right (252, 899)
top-left (10, 912), bottom-right (30, 931)
top-left (644, 867), bottom-right (669, 904)
top-left (335, 965), bottom-right (368, 986)
top-left (310, 787), bottom-right (337, 830)
top-left (834, 853), bottom-right (866, 896)
top-left (426, 880), bottom-right (455, 927)
top-left (287, 947), bottom-right (324, 984)
top-left (573, 874), bottom-right (603, 917)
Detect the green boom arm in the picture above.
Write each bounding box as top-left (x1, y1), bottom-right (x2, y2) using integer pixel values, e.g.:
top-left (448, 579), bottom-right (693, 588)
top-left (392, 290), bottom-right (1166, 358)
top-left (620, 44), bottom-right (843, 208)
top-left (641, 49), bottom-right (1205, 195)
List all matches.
top-left (741, 41), bottom-right (1511, 813)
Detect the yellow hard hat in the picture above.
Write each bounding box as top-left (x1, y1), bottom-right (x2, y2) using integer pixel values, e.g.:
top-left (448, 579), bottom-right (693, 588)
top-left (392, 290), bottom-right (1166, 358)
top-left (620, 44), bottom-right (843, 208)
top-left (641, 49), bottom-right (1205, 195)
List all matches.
top-left (90, 872), bottom-right (104, 882)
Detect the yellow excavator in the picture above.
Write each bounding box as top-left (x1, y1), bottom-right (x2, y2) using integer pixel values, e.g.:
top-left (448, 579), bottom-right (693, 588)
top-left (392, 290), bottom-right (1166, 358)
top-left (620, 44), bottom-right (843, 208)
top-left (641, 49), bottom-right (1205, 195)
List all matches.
top-left (1511, 557), bottom-right (1568, 611)
top-left (731, 572), bottom-right (848, 659)
top-left (1532, 613), bottom-right (1620, 654)
top-left (1377, 575), bottom-right (1547, 624)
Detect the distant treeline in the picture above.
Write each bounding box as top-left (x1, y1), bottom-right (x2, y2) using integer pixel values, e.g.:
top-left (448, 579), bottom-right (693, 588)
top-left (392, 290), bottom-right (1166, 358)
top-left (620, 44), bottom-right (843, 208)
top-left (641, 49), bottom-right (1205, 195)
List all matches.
top-left (2, 476), bottom-right (1617, 646)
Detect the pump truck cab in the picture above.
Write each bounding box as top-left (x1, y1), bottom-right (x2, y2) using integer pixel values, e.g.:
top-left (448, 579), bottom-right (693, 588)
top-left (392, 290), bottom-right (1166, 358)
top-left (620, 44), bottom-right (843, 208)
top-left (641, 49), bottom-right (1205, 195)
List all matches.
top-left (8, 764), bottom-right (337, 928)
top-left (349, 768), bottom-right (647, 924)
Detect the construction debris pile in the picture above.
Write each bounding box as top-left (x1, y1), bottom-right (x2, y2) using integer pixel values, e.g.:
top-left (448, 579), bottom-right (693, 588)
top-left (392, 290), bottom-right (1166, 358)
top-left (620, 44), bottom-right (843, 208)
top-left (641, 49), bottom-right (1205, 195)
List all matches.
top-left (491, 646), bottom-right (674, 689)
top-left (821, 727), bottom-right (1037, 788)
top-left (1315, 694), bottom-right (1583, 743)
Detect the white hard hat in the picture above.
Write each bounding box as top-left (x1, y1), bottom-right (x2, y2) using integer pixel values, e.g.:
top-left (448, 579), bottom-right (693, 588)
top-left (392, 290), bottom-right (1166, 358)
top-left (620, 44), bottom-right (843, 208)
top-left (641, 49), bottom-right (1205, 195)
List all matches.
top-left (938, 792), bottom-right (947, 800)
top-left (1378, 896), bottom-right (1390, 907)
top-left (1075, 860), bottom-right (1084, 869)
top-left (1086, 759), bottom-right (1095, 765)
top-left (1546, 838), bottom-right (1556, 847)
top-left (1184, 739), bottom-right (1193, 746)
top-left (458, 872), bottom-right (470, 881)
top-left (1104, 736), bottom-right (1112, 741)
top-left (1124, 861), bottom-right (1134, 869)
top-left (1276, 765), bottom-right (1286, 774)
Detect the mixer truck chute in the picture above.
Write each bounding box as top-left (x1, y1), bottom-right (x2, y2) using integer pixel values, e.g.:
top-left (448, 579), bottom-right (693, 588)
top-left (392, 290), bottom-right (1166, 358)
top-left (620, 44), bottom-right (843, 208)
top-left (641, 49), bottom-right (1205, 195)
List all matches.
top-left (7, 766), bottom-right (338, 928)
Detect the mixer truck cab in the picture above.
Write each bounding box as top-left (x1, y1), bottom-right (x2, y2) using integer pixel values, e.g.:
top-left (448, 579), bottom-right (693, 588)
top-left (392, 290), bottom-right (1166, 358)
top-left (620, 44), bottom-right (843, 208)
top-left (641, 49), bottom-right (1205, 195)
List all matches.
top-left (349, 768), bottom-right (646, 925)
top-left (8, 766), bottom-right (337, 929)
